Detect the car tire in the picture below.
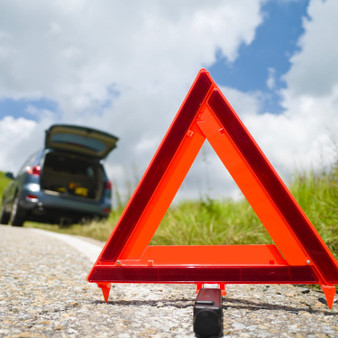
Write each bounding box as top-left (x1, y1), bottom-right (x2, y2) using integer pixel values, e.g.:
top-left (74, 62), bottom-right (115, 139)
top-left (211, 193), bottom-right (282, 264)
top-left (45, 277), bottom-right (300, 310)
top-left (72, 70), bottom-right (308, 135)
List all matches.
top-left (0, 202), bottom-right (10, 224)
top-left (9, 195), bottom-right (25, 227)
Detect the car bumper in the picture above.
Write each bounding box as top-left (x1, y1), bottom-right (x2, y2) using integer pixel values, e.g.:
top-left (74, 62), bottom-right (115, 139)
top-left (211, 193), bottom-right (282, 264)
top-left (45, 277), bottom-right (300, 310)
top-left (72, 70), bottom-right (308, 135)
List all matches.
top-left (19, 183), bottom-right (111, 219)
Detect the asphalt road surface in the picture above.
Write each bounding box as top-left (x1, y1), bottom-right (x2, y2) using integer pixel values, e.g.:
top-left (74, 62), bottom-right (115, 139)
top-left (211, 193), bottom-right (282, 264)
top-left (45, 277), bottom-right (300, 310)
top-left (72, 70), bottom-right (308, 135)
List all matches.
top-left (0, 224), bottom-right (337, 337)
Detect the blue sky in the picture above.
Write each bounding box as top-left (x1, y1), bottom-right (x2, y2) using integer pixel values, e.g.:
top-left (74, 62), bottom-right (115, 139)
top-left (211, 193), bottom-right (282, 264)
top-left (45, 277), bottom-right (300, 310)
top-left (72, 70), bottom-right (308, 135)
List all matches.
top-left (0, 98), bottom-right (58, 120)
top-left (0, 0), bottom-right (337, 201)
top-left (210, 0), bottom-right (309, 114)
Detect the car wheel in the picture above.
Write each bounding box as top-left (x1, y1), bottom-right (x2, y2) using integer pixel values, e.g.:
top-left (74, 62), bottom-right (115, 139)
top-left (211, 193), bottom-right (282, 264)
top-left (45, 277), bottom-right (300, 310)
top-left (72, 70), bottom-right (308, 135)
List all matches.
top-left (0, 202), bottom-right (10, 224)
top-left (9, 195), bottom-right (25, 227)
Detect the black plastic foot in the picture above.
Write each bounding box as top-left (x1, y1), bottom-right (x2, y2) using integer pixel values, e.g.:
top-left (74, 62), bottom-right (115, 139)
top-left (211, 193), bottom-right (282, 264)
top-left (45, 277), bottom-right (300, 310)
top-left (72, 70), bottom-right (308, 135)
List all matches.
top-left (193, 287), bottom-right (223, 337)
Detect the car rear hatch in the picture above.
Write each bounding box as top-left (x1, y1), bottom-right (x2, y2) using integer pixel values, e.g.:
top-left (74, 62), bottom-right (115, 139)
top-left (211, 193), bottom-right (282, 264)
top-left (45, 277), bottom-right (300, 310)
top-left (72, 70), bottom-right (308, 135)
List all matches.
top-left (45, 124), bottom-right (118, 159)
top-left (41, 125), bottom-right (117, 201)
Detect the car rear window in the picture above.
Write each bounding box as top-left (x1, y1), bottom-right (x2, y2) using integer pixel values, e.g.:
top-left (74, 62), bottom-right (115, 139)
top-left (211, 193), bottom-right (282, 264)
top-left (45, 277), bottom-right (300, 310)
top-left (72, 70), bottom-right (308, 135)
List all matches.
top-left (51, 133), bottom-right (107, 152)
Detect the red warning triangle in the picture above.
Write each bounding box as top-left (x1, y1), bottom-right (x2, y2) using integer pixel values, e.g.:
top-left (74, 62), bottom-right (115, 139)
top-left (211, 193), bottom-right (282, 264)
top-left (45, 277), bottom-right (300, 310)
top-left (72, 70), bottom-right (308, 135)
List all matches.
top-left (88, 69), bottom-right (337, 308)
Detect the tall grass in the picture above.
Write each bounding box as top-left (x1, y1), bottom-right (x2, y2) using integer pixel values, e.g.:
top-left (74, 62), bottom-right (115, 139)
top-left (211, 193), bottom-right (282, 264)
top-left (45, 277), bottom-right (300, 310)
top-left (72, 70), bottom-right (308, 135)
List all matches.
top-left (151, 198), bottom-right (271, 246)
top-left (289, 165), bottom-right (337, 256)
top-left (0, 171), bottom-right (11, 198)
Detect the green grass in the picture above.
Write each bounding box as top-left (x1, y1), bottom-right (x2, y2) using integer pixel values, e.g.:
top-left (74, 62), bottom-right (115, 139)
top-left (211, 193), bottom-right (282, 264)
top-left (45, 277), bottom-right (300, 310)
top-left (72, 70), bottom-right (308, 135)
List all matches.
top-left (151, 198), bottom-right (271, 246)
top-left (289, 166), bottom-right (338, 256)
top-left (0, 171), bottom-right (11, 198)
top-left (1, 165), bottom-right (337, 259)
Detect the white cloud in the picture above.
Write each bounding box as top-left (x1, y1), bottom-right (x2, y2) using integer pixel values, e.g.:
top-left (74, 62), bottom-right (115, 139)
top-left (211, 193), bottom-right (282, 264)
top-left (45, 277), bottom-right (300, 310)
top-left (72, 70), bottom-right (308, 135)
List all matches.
top-left (0, 0), bottom-right (264, 109)
top-left (278, 0), bottom-right (338, 169)
top-left (1, 0), bottom-right (336, 204)
top-left (220, 86), bottom-right (262, 117)
top-left (266, 67), bottom-right (276, 90)
top-left (0, 116), bottom-right (37, 170)
top-left (283, 0), bottom-right (338, 97)
top-left (0, 0), bottom-right (265, 200)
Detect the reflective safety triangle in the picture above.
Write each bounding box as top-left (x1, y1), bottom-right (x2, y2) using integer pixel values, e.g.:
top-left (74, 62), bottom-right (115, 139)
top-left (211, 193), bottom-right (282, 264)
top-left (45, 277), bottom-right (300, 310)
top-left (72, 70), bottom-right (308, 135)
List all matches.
top-left (88, 69), bottom-right (337, 308)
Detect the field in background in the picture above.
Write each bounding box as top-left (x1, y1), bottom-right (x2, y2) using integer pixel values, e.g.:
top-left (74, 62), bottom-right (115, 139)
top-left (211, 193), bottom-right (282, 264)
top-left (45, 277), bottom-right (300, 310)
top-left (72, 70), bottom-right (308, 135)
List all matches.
top-left (0, 171), bottom-right (11, 197)
top-left (1, 165), bottom-right (337, 258)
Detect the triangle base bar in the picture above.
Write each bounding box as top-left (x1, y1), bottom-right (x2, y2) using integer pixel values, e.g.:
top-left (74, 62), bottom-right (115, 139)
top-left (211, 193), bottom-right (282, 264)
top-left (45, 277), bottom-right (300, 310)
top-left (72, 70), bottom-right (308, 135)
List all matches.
top-left (89, 265), bottom-right (318, 284)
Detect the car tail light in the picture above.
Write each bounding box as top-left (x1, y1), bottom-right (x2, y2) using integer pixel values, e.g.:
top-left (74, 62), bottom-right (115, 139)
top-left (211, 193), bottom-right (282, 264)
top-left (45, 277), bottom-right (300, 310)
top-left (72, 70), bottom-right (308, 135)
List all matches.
top-left (105, 180), bottom-right (112, 190)
top-left (103, 208), bottom-right (111, 214)
top-left (26, 165), bottom-right (41, 176)
top-left (26, 194), bottom-right (38, 202)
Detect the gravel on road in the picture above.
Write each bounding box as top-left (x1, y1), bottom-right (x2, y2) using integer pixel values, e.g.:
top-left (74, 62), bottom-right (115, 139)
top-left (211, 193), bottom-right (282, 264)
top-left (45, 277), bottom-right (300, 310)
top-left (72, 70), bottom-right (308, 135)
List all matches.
top-left (0, 225), bottom-right (337, 337)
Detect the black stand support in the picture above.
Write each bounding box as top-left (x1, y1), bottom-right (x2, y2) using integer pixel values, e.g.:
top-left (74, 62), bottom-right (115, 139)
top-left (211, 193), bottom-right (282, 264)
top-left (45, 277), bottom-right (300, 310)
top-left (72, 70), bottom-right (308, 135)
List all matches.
top-left (193, 287), bottom-right (223, 337)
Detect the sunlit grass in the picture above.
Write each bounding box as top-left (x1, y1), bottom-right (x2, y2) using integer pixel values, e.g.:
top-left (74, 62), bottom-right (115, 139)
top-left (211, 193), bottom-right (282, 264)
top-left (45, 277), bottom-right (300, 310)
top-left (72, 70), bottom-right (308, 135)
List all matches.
top-left (289, 165), bottom-right (338, 256)
top-left (151, 198), bottom-right (271, 246)
top-left (0, 172), bottom-right (11, 197)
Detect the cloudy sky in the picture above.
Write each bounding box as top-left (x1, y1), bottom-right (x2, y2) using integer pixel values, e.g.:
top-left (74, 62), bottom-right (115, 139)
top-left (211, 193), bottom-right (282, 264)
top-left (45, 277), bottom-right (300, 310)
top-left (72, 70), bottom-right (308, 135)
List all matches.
top-left (0, 0), bottom-right (337, 203)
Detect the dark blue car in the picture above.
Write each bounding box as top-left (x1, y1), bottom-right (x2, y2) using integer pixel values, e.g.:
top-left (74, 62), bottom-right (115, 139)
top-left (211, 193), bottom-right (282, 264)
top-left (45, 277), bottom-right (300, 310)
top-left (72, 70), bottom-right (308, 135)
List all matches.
top-left (0, 124), bottom-right (118, 226)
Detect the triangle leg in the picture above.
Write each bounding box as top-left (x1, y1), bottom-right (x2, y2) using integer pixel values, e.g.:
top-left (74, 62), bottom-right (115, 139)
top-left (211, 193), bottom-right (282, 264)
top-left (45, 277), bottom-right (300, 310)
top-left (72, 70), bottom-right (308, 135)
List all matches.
top-left (97, 283), bottom-right (111, 303)
top-left (320, 285), bottom-right (336, 309)
top-left (220, 283), bottom-right (226, 296)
